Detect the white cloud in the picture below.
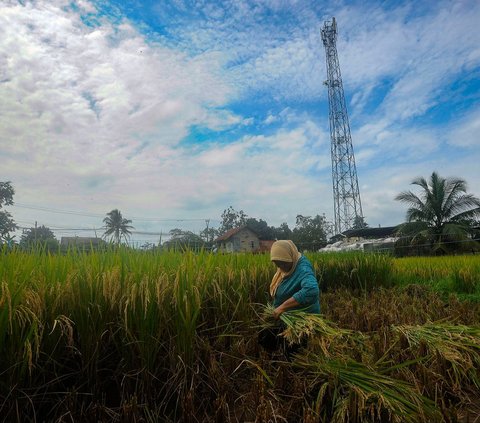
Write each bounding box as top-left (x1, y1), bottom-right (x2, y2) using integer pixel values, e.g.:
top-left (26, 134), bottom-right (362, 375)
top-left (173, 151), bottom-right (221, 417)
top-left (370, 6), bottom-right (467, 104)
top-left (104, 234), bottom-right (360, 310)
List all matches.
top-left (1, 0), bottom-right (333, 235)
top-left (447, 108), bottom-right (480, 148)
top-left (1, 0), bottom-right (479, 244)
top-left (163, 0), bottom-right (480, 143)
top-left (238, 31), bottom-right (326, 100)
top-left (264, 114), bottom-right (278, 125)
top-left (0, 1), bottom-right (246, 240)
top-left (337, 1), bottom-right (480, 121)
top-left (0, 2), bottom-right (234, 185)
top-left (357, 150), bottom-right (480, 228)
top-left (75, 0), bottom-right (97, 14)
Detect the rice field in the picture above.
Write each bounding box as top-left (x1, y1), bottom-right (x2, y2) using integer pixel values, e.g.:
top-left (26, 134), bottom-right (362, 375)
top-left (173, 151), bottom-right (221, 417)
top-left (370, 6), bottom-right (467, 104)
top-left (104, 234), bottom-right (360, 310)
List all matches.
top-left (0, 247), bottom-right (479, 422)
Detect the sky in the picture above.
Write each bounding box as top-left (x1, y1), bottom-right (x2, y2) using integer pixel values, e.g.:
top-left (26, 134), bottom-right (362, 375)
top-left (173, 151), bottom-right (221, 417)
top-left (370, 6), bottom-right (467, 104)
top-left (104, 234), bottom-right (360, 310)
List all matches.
top-left (1, 0), bottom-right (479, 246)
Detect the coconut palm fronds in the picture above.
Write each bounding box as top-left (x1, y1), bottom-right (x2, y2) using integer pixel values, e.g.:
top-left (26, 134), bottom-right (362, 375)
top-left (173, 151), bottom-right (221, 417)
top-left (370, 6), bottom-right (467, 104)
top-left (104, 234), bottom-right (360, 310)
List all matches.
top-left (294, 353), bottom-right (440, 423)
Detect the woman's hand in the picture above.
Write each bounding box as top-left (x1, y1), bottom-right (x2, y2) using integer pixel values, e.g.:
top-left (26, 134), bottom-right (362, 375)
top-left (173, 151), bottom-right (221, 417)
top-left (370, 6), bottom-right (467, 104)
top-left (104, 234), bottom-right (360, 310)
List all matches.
top-left (272, 306), bottom-right (284, 320)
top-left (273, 297), bottom-right (301, 319)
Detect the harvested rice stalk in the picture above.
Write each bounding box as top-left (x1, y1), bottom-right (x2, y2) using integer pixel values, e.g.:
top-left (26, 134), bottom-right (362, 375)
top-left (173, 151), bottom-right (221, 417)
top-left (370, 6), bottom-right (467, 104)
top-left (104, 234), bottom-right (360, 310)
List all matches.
top-left (393, 323), bottom-right (480, 355)
top-left (293, 353), bottom-right (440, 423)
top-left (392, 322), bottom-right (480, 389)
top-left (260, 304), bottom-right (356, 347)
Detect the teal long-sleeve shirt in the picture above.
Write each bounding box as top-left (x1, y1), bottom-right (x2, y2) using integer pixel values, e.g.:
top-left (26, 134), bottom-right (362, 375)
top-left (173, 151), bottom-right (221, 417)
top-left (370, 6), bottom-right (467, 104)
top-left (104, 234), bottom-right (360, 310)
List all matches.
top-left (273, 255), bottom-right (320, 314)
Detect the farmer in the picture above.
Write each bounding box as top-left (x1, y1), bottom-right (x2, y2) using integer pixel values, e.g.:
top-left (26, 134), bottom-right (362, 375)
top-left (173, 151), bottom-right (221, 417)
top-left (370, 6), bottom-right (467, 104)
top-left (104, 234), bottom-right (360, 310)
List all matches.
top-left (259, 240), bottom-right (320, 358)
top-left (270, 240), bottom-right (320, 317)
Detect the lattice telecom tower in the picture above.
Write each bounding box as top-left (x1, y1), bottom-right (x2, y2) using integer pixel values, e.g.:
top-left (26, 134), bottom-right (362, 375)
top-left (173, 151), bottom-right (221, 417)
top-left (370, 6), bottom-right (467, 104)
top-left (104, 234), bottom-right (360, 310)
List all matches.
top-left (321, 17), bottom-right (363, 235)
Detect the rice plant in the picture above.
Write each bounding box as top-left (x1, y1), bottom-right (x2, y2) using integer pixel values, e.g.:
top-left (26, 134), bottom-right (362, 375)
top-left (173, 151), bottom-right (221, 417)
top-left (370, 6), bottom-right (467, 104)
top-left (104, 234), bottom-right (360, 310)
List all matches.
top-left (391, 322), bottom-right (480, 395)
top-left (392, 255), bottom-right (480, 299)
top-left (309, 252), bottom-right (394, 291)
top-left (259, 304), bottom-right (480, 421)
top-left (293, 353), bottom-right (440, 423)
top-left (0, 248), bottom-right (479, 422)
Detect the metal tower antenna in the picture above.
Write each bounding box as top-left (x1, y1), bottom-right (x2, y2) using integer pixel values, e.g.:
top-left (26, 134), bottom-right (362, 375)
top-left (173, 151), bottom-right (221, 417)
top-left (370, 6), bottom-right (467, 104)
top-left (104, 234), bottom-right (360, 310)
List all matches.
top-left (321, 17), bottom-right (363, 234)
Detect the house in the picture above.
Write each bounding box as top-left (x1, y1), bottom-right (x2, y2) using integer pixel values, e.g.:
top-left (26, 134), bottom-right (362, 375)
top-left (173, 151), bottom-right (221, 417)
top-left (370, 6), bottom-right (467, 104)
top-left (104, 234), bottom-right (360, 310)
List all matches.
top-left (215, 226), bottom-right (262, 253)
top-left (60, 236), bottom-right (106, 251)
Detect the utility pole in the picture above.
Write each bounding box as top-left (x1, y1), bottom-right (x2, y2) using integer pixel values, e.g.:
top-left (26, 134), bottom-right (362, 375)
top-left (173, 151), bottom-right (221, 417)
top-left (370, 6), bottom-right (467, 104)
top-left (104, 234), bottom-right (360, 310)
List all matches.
top-left (321, 17), bottom-right (363, 235)
top-left (204, 219), bottom-right (210, 243)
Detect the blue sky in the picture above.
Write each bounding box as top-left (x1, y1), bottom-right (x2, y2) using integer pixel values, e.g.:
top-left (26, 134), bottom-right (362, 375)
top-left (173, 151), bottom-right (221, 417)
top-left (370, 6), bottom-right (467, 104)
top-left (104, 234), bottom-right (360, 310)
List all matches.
top-left (1, 0), bottom-right (479, 245)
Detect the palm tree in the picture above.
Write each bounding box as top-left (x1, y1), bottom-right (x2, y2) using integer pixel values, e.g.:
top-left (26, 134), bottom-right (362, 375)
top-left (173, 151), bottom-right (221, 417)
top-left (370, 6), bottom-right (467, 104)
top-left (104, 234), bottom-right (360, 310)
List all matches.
top-left (395, 172), bottom-right (480, 253)
top-left (102, 209), bottom-right (134, 244)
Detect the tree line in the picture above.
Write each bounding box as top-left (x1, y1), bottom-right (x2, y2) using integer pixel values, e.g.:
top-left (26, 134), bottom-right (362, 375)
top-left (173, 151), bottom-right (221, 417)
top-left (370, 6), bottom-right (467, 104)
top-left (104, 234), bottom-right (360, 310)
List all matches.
top-left (0, 182), bottom-right (333, 252)
top-left (1, 171), bottom-right (480, 255)
top-left (164, 209), bottom-right (331, 252)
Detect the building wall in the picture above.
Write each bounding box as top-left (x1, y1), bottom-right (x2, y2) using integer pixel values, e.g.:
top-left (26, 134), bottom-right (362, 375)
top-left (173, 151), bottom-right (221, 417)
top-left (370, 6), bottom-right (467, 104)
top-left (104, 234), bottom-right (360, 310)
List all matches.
top-left (363, 240), bottom-right (396, 253)
top-left (234, 228), bottom-right (260, 252)
top-left (218, 240), bottom-right (233, 253)
top-left (217, 228), bottom-right (260, 253)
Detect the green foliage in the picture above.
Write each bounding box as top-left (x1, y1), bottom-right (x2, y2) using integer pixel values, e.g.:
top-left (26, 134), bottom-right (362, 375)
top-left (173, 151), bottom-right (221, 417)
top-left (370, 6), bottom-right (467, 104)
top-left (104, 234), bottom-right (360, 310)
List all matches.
top-left (0, 181), bottom-right (17, 243)
top-left (218, 207), bottom-right (294, 241)
top-left (19, 225), bottom-right (59, 252)
top-left (219, 206), bottom-right (247, 234)
top-left (199, 226), bottom-right (219, 244)
top-left (0, 211), bottom-right (17, 244)
top-left (163, 228), bottom-right (205, 251)
top-left (292, 214), bottom-right (328, 251)
top-left (102, 209), bottom-right (134, 244)
top-left (352, 215), bottom-right (369, 229)
top-left (396, 172), bottom-right (480, 254)
top-left (272, 221), bottom-right (293, 240)
top-left (245, 217), bottom-right (276, 240)
top-left (0, 181), bottom-right (14, 207)
top-left (216, 208), bottom-right (331, 249)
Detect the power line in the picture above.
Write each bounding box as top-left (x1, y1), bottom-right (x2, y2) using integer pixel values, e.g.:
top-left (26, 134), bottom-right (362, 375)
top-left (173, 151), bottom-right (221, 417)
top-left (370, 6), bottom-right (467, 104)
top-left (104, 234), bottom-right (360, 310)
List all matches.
top-left (13, 203), bottom-right (104, 218)
top-left (17, 226), bottom-right (175, 236)
top-left (17, 226), bottom-right (95, 231)
top-left (11, 203), bottom-right (220, 223)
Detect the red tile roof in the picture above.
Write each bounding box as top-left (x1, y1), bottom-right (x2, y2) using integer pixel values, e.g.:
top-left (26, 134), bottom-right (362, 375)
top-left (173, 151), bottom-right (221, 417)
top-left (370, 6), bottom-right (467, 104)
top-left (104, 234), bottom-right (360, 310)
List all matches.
top-left (215, 227), bottom-right (245, 241)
